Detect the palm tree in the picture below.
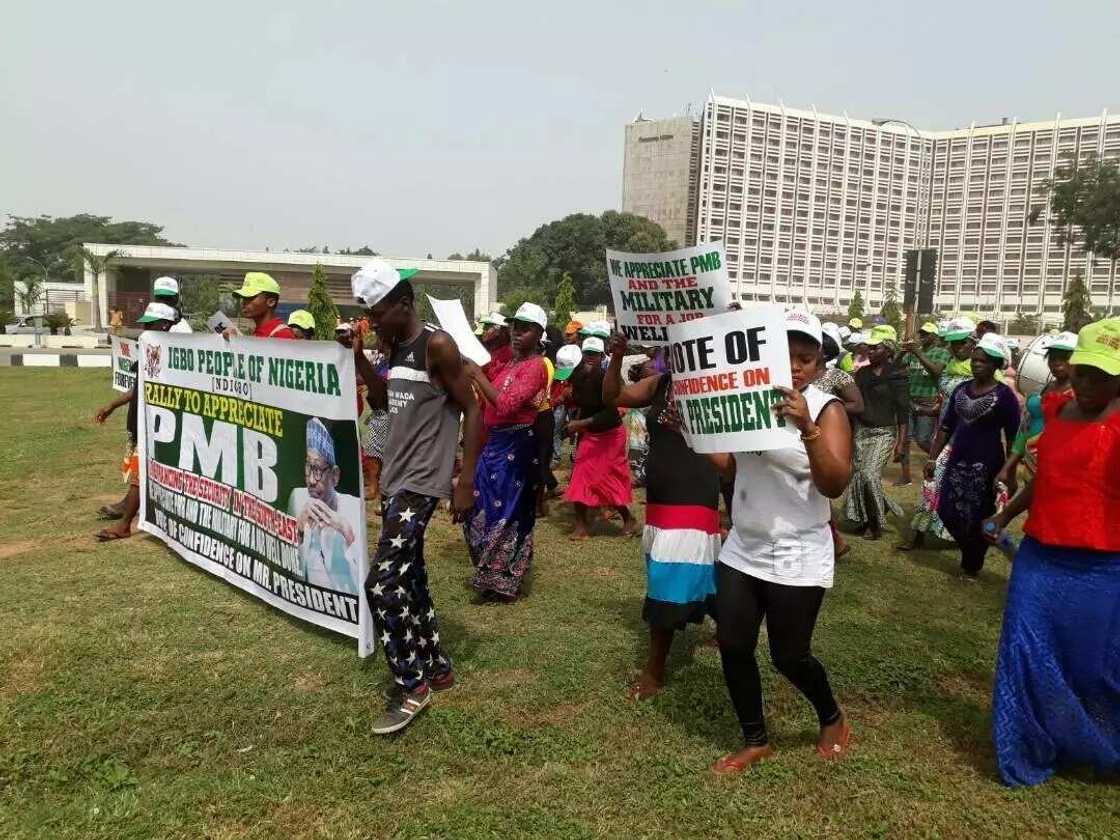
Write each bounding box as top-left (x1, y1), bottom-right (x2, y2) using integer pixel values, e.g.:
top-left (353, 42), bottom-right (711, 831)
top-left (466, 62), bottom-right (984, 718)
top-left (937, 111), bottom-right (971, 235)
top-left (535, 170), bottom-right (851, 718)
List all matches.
top-left (76, 247), bottom-right (123, 330)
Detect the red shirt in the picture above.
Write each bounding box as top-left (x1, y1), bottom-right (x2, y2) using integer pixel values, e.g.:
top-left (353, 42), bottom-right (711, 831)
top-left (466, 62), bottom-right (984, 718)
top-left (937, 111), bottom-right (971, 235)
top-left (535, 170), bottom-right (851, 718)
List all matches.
top-left (482, 343), bottom-right (512, 381)
top-left (1025, 391), bottom-right (1120, 552)
top-left (482, 357), bottom-right (548, 429)
top-left (254, 318), bottom-right (295, 340)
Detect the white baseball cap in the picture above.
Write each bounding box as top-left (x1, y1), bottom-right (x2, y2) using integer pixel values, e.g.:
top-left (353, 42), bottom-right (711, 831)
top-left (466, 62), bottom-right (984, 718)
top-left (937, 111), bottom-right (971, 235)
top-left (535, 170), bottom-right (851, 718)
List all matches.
top-left (554, 344), bottom-right (583, 380)
top-left (588, 320), bottom-right (611, 338)
top-left (479, 311), bottom-right (507, 327)
top-left (581, 336), bottom-right (605, 354)
top-left (838, 325), bottom-right (852, 341)
top-left (1044, 331), bottom-right (1078, 352)
top-left (351, 259), bottom-right (418, 307)
top-left (152, 276), bottom-right (179, 298)
top-left (137, 302), bottom-right (178, 324)
top-left (784, 309), bottom-right (824, 345)
top-left (510, 302), bottom-right (547, 330)
top-left (976, 332), bottom-right (1009, 363)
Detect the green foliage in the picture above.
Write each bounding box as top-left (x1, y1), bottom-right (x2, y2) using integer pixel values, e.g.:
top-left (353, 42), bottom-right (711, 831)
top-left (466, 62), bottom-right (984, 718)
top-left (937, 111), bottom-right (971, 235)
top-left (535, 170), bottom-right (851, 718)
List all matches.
top-left (44, 309), bottom-right (71, 335)
top-left (879, 286), bottom-right (902, 333)
top-left (848, 290), bottom-right (865, 320)
top-left (1062, 271), bottom-right (1094, 332)
top-left (1007, 311), bottom-right (1041, 335)
top-left (336, 245), bottom-right (377, 256)
top-left (0, 213), bottom-right (176, 285)
top-left (0, 254), bottom-right (15, 309)
top-left (177, 275), bottom-right (230, 319)
top-left (446, 249), bottom-right (492, 262)
top-left (1044, 154), bottom-right (1120, 259)
top-left (499, 288), bottom-right (538, 319)
top-left (307, 264), bottom-right (340, 339)
top-left (0, 307), bottom-right (14, 331)
top-left (498, 211), bottom-right (675, 309)
top-left (552, 272), bottom-right (576, 326)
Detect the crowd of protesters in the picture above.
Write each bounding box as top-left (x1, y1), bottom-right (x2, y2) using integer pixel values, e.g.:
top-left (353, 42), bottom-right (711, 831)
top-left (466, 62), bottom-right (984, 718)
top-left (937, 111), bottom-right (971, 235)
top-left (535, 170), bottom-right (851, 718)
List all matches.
top-left (92, 261), bottom-right (1120, 785)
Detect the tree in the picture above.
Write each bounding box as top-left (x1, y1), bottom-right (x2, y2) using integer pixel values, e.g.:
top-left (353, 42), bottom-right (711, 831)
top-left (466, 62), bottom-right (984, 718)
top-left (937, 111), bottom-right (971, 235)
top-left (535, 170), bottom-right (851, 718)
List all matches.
top-left (44, 309), bottom-right (71, 335)
top-left (337, 246), bottom-right (377, 256)
top-left (447, 249), bottom-right (493, 262)
top-left (1062, 271), bottom-right (1094, 332)
top-left (552, 272), bottom-right (576, 326)
top-left (497, 211), bottom-right (676, 309)
top-left (1044, 154), bottom-right (1120, 260)
top-left (1008, 311), bottom-right (1041, 335)
top-left (307, 264), bottom-right (339, 339)
top-left (178, 275), bottom-right (232, 320)
top-left (848, 290), bottom-right (865, 321)
top-left (0, 214), bottom-right (177, 285)
top-left (76, 247), bottom-right (122, 330)
top-left (879, 285), bottom-right (902, 333)
top-left (499, 288), bottom-right (537, 319)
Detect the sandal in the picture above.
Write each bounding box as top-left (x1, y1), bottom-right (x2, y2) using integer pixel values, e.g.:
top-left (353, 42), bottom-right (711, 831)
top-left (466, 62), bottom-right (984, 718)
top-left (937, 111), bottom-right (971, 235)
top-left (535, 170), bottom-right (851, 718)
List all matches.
top-left (96, 528), bottom-right (132, 542)
top-left (711, 746), bottom-right (775, 775)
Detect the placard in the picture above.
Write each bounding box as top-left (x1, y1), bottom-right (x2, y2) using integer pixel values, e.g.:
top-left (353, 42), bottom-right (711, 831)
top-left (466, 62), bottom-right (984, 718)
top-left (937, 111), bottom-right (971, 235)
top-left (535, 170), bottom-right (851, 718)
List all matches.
top-left (607, 242), bottom-right (732, 346)
top-left (110, 335), bottom-right (139, 392)
top-left (666, 306), bottom-right (796, 454)
top-left (427, 295), bottom-right (491, 366)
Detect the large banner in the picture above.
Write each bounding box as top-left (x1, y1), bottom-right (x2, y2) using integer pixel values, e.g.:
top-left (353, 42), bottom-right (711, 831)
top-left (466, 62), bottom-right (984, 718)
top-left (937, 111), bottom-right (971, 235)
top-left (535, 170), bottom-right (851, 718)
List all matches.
top-left (137, 333), bottom-right (374, 656)
top-left (110, 335), bottom-right (139, 392)
top-left (666, 306), bottom-right (795, 454)
top-left (607, 242), bottom-right (732, 346)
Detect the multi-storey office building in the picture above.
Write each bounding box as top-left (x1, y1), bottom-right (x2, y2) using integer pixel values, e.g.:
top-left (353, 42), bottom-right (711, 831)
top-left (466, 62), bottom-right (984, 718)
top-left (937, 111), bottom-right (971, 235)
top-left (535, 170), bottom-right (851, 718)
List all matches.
top-left (624, 95), bottom-right (1120, 321)
top-left (621, 114), bottom-right (701, 248)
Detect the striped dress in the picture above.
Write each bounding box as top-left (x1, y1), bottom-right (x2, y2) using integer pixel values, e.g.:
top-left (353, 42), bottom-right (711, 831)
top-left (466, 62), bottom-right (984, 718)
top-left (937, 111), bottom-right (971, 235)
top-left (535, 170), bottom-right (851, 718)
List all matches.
top-left (641, 375), bottom-right (722, 629)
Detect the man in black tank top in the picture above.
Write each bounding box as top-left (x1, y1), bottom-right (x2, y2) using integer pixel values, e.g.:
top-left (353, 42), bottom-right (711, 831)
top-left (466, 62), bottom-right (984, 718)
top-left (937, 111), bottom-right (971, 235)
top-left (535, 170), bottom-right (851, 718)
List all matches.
top-left (351, 259), bottom-right (482, 734)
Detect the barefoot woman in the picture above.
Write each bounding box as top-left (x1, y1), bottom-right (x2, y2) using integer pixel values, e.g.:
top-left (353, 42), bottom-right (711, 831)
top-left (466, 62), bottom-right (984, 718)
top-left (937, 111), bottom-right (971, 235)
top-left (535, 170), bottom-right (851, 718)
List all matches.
top-left (602, 333), bottom-right (721, 699)
top-left (711, 310), bottom-right (854, 773)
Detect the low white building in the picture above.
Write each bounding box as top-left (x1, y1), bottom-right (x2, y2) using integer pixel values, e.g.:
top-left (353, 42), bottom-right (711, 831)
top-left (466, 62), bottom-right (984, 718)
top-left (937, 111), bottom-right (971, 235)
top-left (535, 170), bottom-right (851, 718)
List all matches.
top-left (80, 244), bottom-right (496, 327)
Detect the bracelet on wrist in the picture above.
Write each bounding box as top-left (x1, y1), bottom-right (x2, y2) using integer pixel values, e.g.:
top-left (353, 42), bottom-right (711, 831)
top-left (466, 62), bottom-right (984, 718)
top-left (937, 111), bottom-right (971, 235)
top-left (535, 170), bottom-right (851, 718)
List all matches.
top-left (800, 425), bottom-right (822, 442)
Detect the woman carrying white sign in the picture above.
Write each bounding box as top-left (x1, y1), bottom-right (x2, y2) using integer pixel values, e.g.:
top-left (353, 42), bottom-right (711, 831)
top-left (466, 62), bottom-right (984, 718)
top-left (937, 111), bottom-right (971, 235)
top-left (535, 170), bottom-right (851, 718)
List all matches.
top-left (710, 310), bottom-right (854, 774)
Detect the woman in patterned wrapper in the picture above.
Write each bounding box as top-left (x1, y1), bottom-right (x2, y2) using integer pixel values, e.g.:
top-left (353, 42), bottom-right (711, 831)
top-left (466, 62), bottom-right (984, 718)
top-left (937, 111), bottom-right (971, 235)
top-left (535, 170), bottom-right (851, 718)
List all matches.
top-left (462, 303), bottom-right (550, 602)
top-left (288, 418), bottom-right (363, 595)
top-left (929, 333), bottom-right (1020, 579)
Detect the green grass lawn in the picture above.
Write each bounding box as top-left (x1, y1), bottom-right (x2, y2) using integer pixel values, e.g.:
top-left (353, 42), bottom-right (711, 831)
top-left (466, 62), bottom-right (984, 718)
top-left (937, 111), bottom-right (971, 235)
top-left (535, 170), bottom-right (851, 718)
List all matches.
top-left (1, 369), bottom-right (1117, 839)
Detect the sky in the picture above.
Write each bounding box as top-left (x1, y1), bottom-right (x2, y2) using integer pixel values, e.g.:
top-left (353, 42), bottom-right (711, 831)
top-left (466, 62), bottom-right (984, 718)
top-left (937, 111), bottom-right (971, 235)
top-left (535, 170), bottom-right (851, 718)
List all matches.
top-left (3, 0), bottom-right (1118, 259)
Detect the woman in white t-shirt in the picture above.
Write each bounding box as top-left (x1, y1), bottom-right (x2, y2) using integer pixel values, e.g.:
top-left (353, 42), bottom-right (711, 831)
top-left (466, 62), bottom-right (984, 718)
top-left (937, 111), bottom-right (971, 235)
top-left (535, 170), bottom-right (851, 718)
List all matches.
top-left (710, 310), bottom-right (854, 774)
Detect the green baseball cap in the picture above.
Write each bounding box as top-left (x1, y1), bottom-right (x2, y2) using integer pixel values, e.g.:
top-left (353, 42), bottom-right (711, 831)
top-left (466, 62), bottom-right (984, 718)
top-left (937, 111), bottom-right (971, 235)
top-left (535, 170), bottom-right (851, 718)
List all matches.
top-left (287, 309), bottom-right (315, 331)
top-left (920, 321), bottom-right (939, 335)
top-left (233, 272), bottom-right (281, 298)
top-left (1069, 318), bottom-right (1120, 376)
top-left (864, 324), bottom-right (898, 346)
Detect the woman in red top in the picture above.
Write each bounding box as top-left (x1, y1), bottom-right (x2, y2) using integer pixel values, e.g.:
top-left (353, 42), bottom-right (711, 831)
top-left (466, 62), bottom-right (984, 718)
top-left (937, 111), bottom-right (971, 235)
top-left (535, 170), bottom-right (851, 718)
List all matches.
top-left (463, 306), bottom-right (550, 601)
top-left (984, 318), bottom-right (1120, 787)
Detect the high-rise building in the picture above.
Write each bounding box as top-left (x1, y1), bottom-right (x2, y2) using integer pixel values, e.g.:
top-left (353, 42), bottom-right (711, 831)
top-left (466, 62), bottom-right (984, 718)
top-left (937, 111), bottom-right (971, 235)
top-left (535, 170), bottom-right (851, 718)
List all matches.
top-left (624, 95), bottom-right (1120, 322)
top-left (621, 114), bottom-right (701, 247)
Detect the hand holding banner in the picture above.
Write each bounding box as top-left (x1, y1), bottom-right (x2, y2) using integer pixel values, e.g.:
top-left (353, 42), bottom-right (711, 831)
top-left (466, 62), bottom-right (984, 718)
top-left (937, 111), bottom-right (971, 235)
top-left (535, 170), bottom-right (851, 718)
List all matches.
top-left (607, 242), bottom-right (732, 346)
top-left (666, 306), bottom-right (796, 454)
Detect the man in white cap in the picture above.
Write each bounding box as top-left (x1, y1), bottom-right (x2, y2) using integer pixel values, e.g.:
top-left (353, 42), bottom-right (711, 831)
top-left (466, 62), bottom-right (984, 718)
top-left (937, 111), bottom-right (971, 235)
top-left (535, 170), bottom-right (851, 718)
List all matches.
top-left (152, 276), bottom-right (193, 333)
top-left (92, 302), bottom-right (177, 541)
top-left (350, 258), bottom-right (482, 734)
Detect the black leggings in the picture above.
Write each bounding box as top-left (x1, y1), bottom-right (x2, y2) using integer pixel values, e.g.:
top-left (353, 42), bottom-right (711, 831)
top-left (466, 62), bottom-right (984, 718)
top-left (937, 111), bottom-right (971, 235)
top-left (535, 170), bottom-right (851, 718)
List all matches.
top-left (716, 563), bottom-right (840, 747)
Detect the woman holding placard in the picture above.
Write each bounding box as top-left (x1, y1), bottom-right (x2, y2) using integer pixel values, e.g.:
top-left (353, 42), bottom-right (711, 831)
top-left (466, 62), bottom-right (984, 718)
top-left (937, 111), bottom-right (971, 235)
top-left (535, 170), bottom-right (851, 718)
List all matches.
top-left (710, 310), bottom-right (854, 774)
top-left (603, 333), bottom-right (722, 700)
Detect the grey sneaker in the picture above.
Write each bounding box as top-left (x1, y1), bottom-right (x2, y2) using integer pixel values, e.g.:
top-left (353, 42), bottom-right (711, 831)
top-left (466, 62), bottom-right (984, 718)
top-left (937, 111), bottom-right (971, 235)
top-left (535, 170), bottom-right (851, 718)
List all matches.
top-left (372, 685), bottom-right (430, 735)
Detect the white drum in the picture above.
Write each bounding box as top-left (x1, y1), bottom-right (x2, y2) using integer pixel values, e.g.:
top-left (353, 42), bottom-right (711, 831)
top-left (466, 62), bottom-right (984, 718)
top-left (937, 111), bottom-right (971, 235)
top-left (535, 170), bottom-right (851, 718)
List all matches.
top-left (1016, 335), bottom-right (1052, 398)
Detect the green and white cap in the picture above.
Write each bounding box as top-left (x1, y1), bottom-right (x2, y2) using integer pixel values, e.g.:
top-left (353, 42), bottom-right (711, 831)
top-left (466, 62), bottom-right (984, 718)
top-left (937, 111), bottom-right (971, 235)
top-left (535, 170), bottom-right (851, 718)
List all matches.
top-left (479, 311), bottom-right (507, 327)
top-left (1044, 331), bottom-right (1078, 353)
top-left (152, 276), bottom-right (180, 298)
top-left (351, 259), bottom-right (418, 306)
top-left (941, 317), bottom-right (976, 342)
top-left (554, 344), bottom-right (582, 381)
top-left (137, 302), bottom-right (178, 324)
top-left (976, 332), bottom-right (1009, 362)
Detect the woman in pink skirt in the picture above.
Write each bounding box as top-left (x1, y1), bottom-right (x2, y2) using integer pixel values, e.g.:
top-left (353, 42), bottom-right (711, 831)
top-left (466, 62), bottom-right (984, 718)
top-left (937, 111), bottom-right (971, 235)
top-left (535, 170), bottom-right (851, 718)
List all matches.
top-left (563, 337), bottom-right (636, 540)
